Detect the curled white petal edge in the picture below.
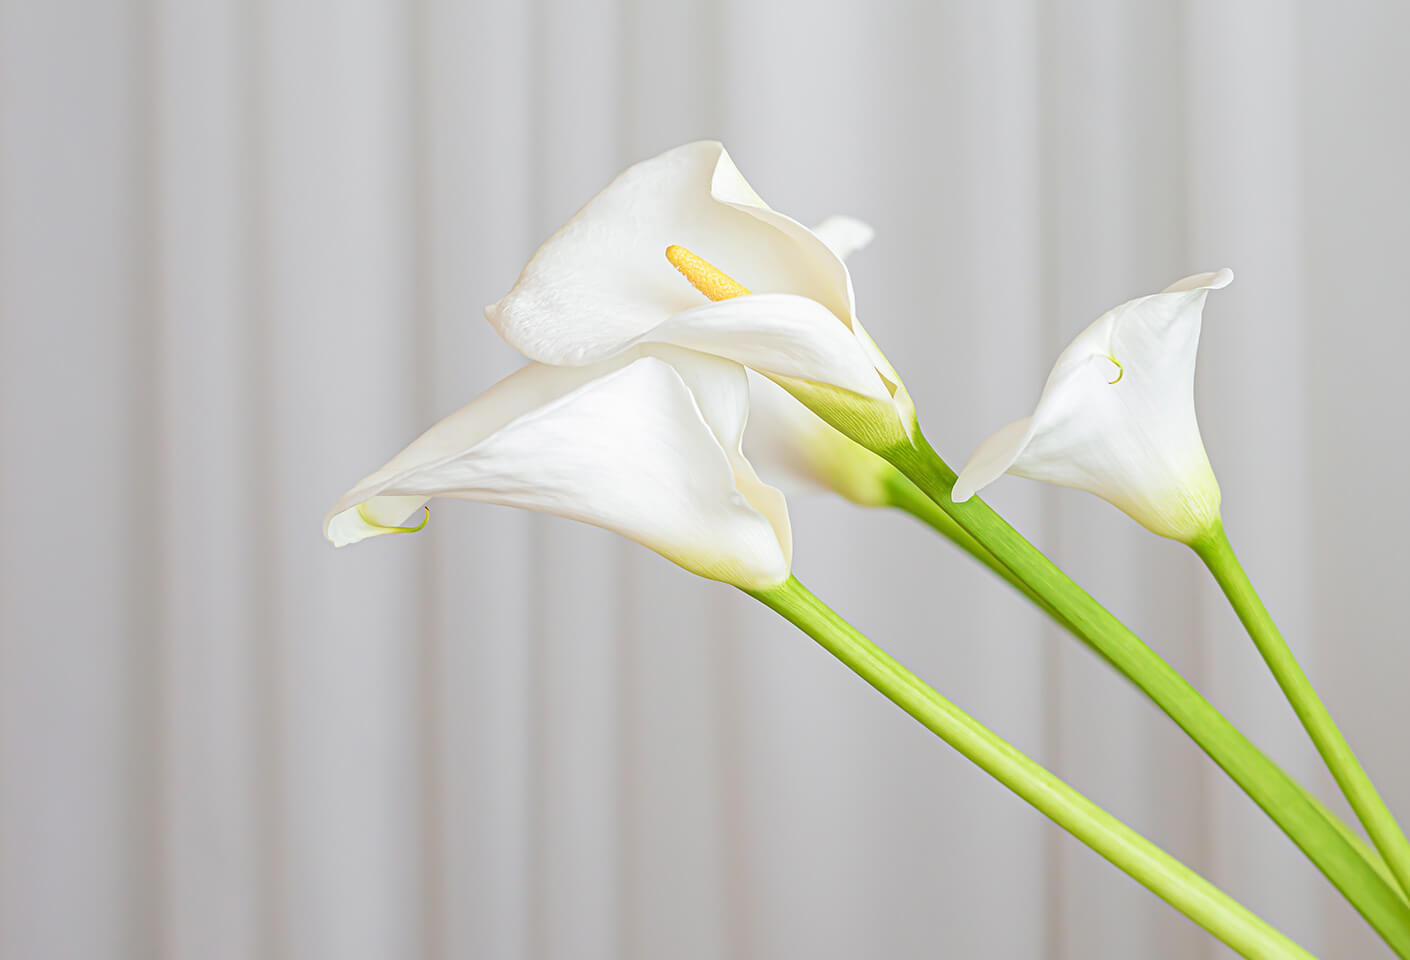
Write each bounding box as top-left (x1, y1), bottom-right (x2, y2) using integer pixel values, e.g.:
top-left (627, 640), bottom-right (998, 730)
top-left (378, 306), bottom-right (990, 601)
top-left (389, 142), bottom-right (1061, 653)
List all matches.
top-left (324, 357), bottom-right (792, 589)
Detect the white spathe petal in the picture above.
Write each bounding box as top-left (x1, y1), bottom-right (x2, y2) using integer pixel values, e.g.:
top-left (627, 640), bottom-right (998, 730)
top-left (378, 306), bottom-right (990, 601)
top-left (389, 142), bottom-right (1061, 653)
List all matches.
top-left (636, 294), bottom-right (892, 403)
top-left (744, 372), bottom-right (896, 507)
top-left (951, 417), bottom-right (1035, 504)
top-left (953, 271), bottom-right (1229, 543)
top-left (643, 344), bottom-right (751, 452)
top-left (704, 147), bottom-right (859, 325)
top-left (487, 141), bottom-right (860, 366)
top-left (324, 357), bottom-right (790, 589)
top-left (810, 216), bottom-right (875, 261)
top-left (323, 361), bottom-right (606, 545)
top-left (641, 345), bottom-right (792, 568)
top-left (1162, 268), bottom-right (1233, 295)
top-left (724, 449), bottom-right (793, 573)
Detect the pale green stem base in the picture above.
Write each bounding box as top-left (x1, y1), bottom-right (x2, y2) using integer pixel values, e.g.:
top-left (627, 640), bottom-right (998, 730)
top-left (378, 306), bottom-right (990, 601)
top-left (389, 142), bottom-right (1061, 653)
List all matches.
top-left (1194, 522), bottom-right (1410, 902)
top-left (747, 576), bottom-right (1315, 960)
top-left (880, 429), bottom-right (1410, 955)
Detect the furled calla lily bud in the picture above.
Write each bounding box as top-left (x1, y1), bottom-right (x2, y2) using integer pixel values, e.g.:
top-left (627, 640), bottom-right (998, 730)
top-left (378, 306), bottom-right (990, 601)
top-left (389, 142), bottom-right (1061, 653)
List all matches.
top-left (744, 371), bottom-right (899, 508)
top-left (952, 270), bottom-right (1232, 544)
top-left (485, 141), bottom-right (914, 452)
top-left (324, 348), bottom-right (792, 591)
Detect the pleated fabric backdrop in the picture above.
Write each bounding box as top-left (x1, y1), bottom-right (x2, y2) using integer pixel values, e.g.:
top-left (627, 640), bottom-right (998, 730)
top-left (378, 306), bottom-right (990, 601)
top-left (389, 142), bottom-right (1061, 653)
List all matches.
top-left (1, 1), bottom-right (1407, 958)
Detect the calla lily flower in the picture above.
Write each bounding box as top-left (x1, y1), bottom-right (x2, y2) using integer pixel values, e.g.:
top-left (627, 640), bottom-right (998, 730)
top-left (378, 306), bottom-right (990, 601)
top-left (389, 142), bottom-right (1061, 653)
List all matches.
top-left (486, 141), bottom-right (913, 449)
top-left (952, 270), bottom-right (1233, 544)
top-left (323, 347), bottom-right (792, 590)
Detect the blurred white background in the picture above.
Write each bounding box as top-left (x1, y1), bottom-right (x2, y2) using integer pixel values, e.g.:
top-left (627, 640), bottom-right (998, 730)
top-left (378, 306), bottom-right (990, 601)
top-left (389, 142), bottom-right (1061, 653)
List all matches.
top-left (2, 1), bottom-right (1407, 958)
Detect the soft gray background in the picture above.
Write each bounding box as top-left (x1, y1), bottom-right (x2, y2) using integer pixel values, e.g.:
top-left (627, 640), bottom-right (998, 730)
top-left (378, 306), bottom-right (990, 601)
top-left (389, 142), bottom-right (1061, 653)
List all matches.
top-left (1, 1), bottom-right (1406, 958)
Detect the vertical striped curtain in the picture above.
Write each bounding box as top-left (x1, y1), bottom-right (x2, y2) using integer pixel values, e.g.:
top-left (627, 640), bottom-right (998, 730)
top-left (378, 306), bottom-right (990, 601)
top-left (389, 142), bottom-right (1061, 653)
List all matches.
top-left (1, 2), bottom-right (1407, 958)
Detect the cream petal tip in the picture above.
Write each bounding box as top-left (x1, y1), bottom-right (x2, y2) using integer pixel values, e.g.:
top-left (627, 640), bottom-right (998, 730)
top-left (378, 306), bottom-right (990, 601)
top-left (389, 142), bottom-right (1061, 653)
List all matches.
top-left (324, 505), bottom-right (384, 547)
top-left (1162, 268), bottom-right (1233, 294)
top-left (949, 479), bottom-right (978, 503)
top-left (951, 417), bottom-right (1034, 505)
top-left (324, 495), bottom-right (431, 547)
top-left (707, 143), bottom-right (768, 209)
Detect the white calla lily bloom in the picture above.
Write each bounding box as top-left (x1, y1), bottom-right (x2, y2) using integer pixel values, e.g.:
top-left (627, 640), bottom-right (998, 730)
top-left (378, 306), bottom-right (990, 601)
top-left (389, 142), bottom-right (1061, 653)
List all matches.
top-left (324, 347), bottom-right (792, 590)
top-left (953, 270), bottom-right (1233, 544)
top-left (486, 141), bottom-right (913, 448)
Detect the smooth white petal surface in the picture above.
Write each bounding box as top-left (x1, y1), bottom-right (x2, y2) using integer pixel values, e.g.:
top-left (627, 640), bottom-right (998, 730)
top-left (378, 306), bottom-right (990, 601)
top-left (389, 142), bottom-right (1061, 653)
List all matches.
top-left (324, 356), bottom-right (791, 589)
top-left (324, 360), bottom-right (605, 546)
top-left (486, 141), bottom-right (861, 366)
top-left (636, 294), bottom-right (892, 402)
top-left (954, 270), bottom-right (1230, 542)
top-left (644, 345), bottom-right (792, 570)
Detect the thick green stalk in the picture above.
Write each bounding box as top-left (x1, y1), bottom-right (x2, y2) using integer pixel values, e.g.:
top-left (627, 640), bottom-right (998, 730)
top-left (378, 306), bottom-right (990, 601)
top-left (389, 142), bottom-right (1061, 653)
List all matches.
top-left (1193, 522), bottom-right (1410, 902)
top-left (748, 576), bottom-right (1315, 960)
top-left (882, 430), bottom-right (1410, 955)
top-left (884, 458), bottom-right (1405, 907)
top-left (881, 471), bottom-right (1060, 620)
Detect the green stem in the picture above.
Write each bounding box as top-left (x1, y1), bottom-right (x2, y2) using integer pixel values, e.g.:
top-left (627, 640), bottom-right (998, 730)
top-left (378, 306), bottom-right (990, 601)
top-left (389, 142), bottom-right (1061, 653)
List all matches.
top-left (1302, 782), bottom-right (1410, 902)
top-left (883, 430), bottom-right (1410, 955)
top-left (1193, 522), bottom-right (1410, 902)
top-left (885, 456), bottom-right (1405, 907)
top-left (748, 576), bottom-right (1316, 960)
top-left (882, 471), bottom-right (1061, 621)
